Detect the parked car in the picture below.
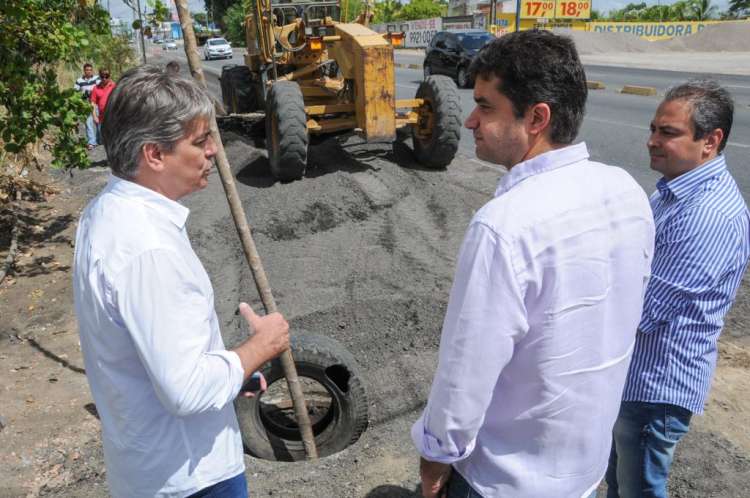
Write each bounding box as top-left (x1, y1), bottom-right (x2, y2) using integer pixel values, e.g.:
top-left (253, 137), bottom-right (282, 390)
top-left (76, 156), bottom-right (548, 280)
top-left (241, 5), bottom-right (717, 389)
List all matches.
top-left (423, 30), bottom-right (494, 88)
top-left (162, 39), bottom-right (178, 50)
top-left (203, 37), bottom-right (232, 60)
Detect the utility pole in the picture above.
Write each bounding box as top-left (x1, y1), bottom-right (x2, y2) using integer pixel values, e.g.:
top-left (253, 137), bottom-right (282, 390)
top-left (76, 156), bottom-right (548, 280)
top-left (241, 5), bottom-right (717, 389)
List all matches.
top-left (136, 0), bottom-right (147, 63)
top-left (515, 0), bottom-right (521, 32)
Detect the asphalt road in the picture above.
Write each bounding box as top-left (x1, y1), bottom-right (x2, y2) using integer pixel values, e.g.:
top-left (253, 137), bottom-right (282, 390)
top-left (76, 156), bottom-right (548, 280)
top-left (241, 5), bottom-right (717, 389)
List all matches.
top-left (159, 45), bottom-right (750, 200)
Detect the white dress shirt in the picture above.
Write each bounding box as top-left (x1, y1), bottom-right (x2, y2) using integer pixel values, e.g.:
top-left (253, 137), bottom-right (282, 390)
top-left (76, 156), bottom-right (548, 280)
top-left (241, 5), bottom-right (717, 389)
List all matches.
top-left (73, 175), bottom-right (246, 498)
top-left (412, 143), bottom-right (655, 498)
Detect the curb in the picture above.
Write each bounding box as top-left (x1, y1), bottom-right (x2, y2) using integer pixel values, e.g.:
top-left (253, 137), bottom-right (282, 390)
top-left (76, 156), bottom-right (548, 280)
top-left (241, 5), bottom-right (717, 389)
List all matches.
top-left (621, 85), bottom-right (657, 96)
top-left (587, 80), bottom-right (606, 90)
top-left (395, 62), bottom-right (423, 70)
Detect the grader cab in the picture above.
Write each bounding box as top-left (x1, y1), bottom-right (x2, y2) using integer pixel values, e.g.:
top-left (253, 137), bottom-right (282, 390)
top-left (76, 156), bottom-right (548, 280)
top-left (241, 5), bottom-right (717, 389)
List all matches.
top-left (220, 0), bottom-right (462, 181)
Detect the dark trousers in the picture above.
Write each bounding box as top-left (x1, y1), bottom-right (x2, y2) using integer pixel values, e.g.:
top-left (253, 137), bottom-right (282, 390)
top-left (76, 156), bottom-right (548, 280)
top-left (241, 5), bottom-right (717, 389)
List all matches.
top-left (187, 472), bottom-right (248, 498)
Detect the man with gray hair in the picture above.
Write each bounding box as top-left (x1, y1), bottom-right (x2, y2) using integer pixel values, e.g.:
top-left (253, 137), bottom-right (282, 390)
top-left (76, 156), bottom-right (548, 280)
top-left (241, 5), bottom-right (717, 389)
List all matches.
top-left (605, 80), bottom-right (749, 497)
top-left (73, 65), bottom-right (289, 498)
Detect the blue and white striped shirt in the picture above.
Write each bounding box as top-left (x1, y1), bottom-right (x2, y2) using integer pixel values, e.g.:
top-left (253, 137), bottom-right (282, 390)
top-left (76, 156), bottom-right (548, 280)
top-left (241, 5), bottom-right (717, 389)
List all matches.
top-left (622, 155), bottom-right (750, 414)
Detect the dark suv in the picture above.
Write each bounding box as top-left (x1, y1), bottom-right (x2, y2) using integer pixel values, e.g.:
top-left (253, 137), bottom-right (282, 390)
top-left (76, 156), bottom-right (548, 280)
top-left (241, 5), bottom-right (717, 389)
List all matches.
top-left (423, 30), bottom-right (494, 88)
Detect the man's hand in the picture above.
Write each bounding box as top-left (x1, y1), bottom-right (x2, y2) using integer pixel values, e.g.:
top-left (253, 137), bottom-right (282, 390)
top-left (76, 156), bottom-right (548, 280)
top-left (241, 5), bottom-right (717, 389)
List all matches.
top-left (232, 303), bottom-right (290, 379)
top-left (420, 457), bottom-right (451, 498)
top-left (240, 372), bottom-right (267, 398)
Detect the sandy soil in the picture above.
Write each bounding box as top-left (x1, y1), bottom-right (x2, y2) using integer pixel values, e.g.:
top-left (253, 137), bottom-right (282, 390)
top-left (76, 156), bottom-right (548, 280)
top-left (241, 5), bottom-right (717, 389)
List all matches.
top-left (1, 121), bottom-right (749, 497)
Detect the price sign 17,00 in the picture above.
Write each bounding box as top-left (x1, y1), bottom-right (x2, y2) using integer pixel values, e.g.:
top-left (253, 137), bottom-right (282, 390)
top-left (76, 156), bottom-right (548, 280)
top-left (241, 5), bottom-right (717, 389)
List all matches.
top-left (520, 0), bottom-right (555, 19)
top-left (555, 0), bottom-right (592, 18)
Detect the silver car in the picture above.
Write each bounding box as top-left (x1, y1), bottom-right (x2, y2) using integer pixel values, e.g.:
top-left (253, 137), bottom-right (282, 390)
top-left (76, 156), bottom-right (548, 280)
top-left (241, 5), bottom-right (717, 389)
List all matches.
top-left (203, 38), bottom-right (232, 60)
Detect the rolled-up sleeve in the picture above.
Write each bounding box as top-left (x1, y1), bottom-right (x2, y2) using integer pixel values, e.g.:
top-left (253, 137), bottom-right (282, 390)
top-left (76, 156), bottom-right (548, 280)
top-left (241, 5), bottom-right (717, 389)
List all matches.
top-left (113, 248), bottom-right (245, 417)
top-left (412, 221), bottom-right (528, 464)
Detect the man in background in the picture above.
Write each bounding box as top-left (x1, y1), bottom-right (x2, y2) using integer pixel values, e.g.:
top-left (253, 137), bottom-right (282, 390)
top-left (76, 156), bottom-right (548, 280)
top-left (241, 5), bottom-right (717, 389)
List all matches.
top-left (412, 30), bottom-right (655, 498)
top-left (606, 80), bottom-right (749, 498)
top-left (90, 68), bottom-right (115, 147)
top-left (74, 63), bottom-right (99, 150)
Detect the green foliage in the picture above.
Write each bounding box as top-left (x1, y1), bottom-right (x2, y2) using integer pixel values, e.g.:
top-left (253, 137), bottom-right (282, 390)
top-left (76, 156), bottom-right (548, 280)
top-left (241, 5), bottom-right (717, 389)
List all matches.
top-left (223, 1), bottom-right (248, 46)
top-left (606, 0), bottom-right (720, 20)
top-left (373, 0), bottom-right (402, 23)
top-left (147, 0), bottom-right (171, 26)
top-left (0, 0), bottom-right (112, 170)
top-left (192, 11), bottom-right (209, 25)
top-left (341, 0), bottom-right (365, 22)
top-left (728, 0), bottom-right (750, 17)
top-left (395, 0), bottom-right (445, 20)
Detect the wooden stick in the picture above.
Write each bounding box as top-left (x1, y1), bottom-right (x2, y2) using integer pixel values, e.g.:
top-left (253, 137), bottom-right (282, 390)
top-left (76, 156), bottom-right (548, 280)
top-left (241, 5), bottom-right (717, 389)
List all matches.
top-left (174, 0), bottom-right (319, 460)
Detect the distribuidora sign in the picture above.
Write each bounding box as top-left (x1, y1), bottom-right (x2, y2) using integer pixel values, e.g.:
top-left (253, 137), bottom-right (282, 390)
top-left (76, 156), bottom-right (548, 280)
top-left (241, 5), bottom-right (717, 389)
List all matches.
top-left (589, 21), bottom-right (716, 40)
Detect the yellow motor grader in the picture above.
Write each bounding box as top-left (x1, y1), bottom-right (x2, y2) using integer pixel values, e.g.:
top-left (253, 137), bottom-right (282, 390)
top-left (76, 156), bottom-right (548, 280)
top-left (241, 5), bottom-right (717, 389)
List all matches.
top-left (220, 0), bottom-right (462, 181)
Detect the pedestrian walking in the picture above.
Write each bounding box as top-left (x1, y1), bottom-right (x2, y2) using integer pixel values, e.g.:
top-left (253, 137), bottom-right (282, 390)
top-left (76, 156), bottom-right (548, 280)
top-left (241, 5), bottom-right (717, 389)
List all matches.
top-left (412, 30), bottom-right (656, 498)
top-left (90, 68), bottom-right (116, 149)
top-left (74, 63), bottom-right (100, 149)
top-left (605, 79), bottom-right (749, 498)
top-left (73, 65), bottom-right (290, 498)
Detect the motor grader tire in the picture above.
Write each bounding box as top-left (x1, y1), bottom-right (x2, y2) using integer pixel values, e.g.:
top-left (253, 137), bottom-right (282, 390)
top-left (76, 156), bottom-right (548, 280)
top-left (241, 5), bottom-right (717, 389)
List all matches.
top-left (265, 81), bottom-right (308, 181)
top-left (412, 76), bottom-right (461, 169)
top-left (235, 333), bottom-right (369, 462)
top-left (221, 65), bottom-right (257, 114)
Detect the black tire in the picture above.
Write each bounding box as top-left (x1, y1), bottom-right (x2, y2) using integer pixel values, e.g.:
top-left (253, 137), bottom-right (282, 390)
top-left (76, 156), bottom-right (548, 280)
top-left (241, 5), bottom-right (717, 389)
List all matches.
top-left (221, 65), bottom-right (258, 114)
top-left (265, 81), bottom-right (308, 181)
top-left (235, 333), bottom-right (368, 462)
top-left (412, 75), bottom-right (461, 169)
top-left (457, 66), bottom-right (471, 89)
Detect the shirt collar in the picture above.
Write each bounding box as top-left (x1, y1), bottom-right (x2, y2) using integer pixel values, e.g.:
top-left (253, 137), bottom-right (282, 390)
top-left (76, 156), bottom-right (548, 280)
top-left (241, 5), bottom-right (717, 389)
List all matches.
top-left (656, 154), bottom-right (726, 200)
top-left (495, 142), bottom-right (589, 197)
top-left (106, 174), bottom-right (190, 229)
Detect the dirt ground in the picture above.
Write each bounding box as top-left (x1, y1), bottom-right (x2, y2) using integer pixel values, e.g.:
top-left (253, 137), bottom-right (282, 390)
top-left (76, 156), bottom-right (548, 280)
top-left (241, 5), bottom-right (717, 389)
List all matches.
top-left (2, 121), bottom-right (750, 498)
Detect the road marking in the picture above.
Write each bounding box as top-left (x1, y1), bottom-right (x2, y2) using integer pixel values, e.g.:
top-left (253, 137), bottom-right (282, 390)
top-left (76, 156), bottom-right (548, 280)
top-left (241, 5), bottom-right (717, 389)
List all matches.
top-left (724, 84), bottom-right (750, 90)
top-left (587, 117), bottom-right (750, 149)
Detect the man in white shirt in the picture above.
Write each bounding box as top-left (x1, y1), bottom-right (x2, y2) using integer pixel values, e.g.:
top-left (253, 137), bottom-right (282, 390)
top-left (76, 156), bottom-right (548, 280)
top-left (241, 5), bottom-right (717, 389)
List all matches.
top-left (412, 30), bottom-right (655, 498)
top-left (73, 65), bottom-right (289, 498)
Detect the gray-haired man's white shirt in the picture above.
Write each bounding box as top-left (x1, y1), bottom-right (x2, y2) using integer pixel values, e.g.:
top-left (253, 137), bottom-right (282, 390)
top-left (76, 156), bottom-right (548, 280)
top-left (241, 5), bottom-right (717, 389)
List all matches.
top-left (73, 175), bottom-right (245, 498)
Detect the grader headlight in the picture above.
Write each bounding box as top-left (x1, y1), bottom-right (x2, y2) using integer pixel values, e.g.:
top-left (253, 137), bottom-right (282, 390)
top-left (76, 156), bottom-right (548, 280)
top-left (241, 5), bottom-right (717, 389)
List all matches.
top-left (308, 36), bottom-right (323, 51)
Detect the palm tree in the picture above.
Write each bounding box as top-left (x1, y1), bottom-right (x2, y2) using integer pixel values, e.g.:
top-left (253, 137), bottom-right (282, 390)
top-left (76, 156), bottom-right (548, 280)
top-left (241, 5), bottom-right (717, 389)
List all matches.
top-left (687, 0), bottom-right (719, 19)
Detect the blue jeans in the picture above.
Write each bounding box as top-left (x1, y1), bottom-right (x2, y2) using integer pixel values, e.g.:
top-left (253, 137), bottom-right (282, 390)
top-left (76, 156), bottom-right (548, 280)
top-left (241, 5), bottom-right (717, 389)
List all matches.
top-left (187, 472), bottom-right (248, 498)
top-left (605, 401), bottom-right (692, 498)
top-left (447, 469), bottom-right (597, 498)
top-left (85, 115), bottom-right (98, 146)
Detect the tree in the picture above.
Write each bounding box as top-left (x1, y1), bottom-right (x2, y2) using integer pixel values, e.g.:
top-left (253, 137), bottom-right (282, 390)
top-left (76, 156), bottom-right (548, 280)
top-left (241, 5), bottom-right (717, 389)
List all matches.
top-left (373, 0), bottom-right (401, 23)
top-left (0, 0), bottom-right (109, 169)
top-left (223, 2), bottom-right (247, 46)
top-left (396, 0), bottom-right (445, 20)
top-left (728, 0), bottom-right (750, 17)
top-left (147, 0), bottom-right (171, 26)
top-left (341, 0), bottom-right (365, 22)
top-left (687, 0), bottom-right (719, 19)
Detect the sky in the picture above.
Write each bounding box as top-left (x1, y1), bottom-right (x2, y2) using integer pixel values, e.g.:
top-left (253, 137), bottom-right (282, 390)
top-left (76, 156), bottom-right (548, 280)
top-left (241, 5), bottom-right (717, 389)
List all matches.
top-left (103, 0), bottom-right (732, 23)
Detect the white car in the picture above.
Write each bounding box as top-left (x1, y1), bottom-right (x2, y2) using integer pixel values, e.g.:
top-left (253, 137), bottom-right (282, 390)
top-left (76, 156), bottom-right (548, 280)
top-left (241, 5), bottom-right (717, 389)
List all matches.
top-left (162, 39), bottom-right (178, 50)
top-left (203, 38), bottom-right (232, 60)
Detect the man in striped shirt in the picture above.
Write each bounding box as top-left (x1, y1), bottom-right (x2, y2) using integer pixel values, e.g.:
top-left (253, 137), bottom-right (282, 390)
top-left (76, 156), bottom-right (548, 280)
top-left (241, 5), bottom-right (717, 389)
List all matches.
top-left (606, 80), bottom-right (750, 498)
top-left (74, 63), bottom-right (100, 149)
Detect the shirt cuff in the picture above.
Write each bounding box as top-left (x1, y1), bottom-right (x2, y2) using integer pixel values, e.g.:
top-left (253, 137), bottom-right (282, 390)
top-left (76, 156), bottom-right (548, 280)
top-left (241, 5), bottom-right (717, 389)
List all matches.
top-left (411, 412), bottom-right (474, 465)
top-left (206, 349), bottom-right (246, 399)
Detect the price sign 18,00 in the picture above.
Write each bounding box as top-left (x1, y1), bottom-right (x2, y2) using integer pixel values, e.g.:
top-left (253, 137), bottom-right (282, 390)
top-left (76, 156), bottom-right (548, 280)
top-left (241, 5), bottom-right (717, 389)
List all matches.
top-left (555, 1), bottom-right (592, 18)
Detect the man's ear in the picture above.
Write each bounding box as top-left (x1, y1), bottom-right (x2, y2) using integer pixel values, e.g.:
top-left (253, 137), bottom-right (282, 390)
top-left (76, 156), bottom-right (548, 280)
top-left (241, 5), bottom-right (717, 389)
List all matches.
top-left (526, 103), bottom-right (552, 137)
top-left (140, 143), bottom-right (166, 173)
top-left (703, 128), bottom-right (724, 157)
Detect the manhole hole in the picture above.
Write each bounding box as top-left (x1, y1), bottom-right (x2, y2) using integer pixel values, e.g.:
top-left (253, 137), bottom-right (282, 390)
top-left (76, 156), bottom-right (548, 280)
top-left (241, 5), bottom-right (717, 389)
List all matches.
top-left (235, 333), bottom-right (368, 461)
